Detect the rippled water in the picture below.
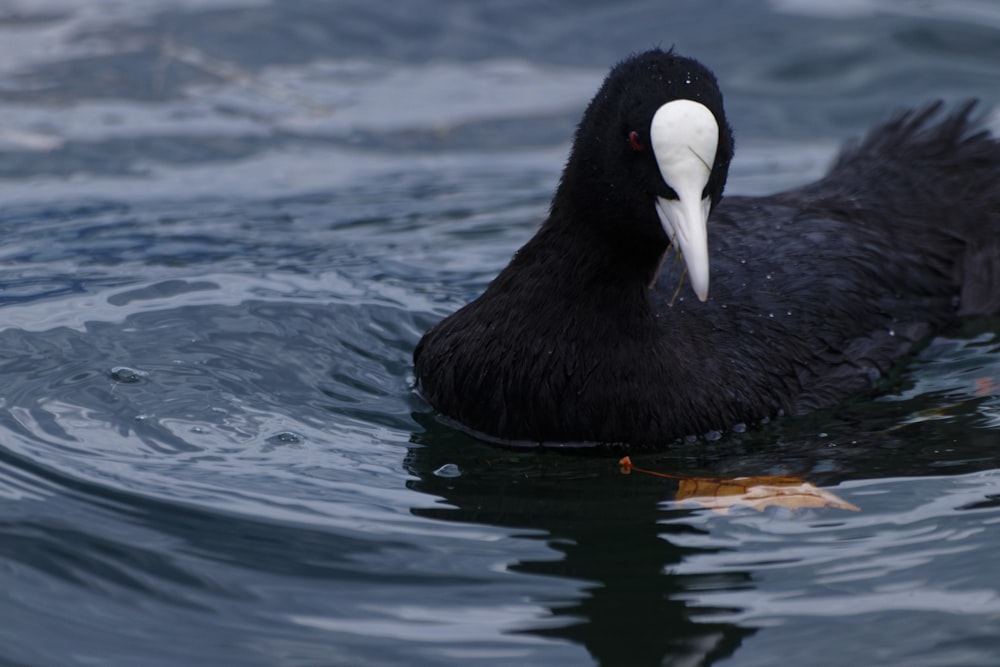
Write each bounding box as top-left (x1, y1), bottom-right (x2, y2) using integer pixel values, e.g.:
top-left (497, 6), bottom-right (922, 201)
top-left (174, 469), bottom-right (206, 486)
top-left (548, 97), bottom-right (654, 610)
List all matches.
top-left (1, 1), bottom-right (1000, 665)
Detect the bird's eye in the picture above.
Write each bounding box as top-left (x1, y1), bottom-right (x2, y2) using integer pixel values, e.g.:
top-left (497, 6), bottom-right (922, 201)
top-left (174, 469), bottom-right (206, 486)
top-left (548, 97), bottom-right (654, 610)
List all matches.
top-left (628, 130), bottom-right (645, 151)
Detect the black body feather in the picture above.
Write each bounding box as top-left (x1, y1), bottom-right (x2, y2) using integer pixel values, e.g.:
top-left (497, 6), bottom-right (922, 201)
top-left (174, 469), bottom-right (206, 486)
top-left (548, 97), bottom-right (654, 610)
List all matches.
top-left (413, 50), bottom-right (1000, 449)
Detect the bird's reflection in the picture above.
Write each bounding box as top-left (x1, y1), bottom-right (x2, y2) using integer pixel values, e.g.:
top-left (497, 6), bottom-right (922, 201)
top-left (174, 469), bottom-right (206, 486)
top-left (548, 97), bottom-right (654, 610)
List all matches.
top-left (406, 417), bottom-right (756, 666)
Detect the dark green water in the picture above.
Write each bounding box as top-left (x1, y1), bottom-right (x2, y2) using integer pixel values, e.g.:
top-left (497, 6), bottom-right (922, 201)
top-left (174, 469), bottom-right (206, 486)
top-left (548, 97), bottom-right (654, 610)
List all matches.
top-left (0, 1), bottom-right (999, 665)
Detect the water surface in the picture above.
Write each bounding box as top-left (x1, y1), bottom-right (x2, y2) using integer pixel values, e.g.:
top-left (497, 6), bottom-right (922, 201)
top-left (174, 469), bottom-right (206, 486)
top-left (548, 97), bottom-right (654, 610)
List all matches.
top-left (1, 1), bottom-right (999, 665)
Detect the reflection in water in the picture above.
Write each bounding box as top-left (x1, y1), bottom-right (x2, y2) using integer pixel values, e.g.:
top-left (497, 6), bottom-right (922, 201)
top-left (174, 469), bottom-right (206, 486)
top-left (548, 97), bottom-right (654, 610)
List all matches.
top-left (406, 420), bottom-right (756, 666)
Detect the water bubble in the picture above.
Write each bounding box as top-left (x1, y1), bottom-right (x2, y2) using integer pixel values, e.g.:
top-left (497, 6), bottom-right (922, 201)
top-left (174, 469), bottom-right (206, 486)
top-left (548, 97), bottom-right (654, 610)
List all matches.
top-left (704, 429), bottom-right (722, 441)
top-left (433, 463), bottom-right (461, 478)
top-left (110, 366), bottom-right (147, 383)
top-left (266, 432), bottom-right (303, 447)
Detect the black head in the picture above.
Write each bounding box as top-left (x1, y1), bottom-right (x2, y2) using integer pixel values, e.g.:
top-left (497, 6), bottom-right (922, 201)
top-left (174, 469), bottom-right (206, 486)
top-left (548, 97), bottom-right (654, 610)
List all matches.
top-left (553, 49), bottom-right (735, 300)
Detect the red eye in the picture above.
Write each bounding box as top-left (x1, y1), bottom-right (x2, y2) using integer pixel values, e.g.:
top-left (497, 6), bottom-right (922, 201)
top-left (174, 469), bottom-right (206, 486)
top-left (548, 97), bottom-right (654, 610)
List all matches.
top-left (628, 130), bottom-right (644, 151)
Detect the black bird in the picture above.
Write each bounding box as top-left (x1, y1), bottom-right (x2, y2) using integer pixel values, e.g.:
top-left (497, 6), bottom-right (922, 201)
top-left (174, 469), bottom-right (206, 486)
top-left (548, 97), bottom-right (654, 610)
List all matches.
top-left (413, 48), bottom-right (1000, 449)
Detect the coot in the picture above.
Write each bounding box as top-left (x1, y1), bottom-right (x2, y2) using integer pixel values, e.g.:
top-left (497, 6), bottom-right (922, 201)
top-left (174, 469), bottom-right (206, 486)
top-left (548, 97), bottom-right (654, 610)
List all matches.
top-left (414, 48), bottom-right (1000, 449)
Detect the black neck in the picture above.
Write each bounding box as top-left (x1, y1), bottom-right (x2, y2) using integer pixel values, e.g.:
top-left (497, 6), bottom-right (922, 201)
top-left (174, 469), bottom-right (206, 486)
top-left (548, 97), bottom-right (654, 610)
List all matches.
top-left (476, 211), bottom-right (663, 343)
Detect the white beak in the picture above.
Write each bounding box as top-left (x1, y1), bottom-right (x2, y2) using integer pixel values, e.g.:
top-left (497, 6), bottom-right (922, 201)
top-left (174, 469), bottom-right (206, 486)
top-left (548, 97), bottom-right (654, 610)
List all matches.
top-left (649, 100), bottom-right (719, 302)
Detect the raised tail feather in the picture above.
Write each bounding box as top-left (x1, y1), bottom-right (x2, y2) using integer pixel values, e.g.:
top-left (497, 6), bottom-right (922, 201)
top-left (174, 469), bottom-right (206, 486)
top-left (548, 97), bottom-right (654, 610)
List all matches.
top-left (822, 101), bottom-right (999, 208)
top-left (807, 101), bottom-right (1000, 315)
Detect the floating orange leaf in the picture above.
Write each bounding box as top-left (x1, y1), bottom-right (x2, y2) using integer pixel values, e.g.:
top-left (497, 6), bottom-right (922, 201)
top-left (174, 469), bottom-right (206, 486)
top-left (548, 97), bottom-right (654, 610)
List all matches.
top-left (618, 456), bottom-right (859, 514)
